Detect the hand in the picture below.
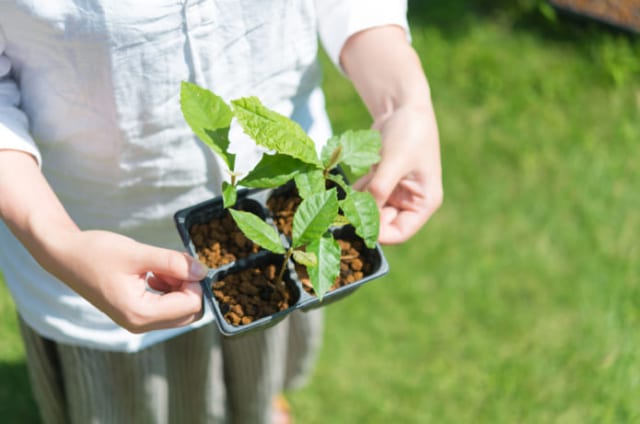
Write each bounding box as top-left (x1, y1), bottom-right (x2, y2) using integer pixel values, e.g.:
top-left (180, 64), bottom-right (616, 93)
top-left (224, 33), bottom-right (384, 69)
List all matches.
top-left (354, 104), bottom-right (443, 244)
top-left (339, 25), bottom-right (443, 244)
top-left (0, 150), bottom-right (208, 333)
top-left (45, 229), bottom-right (208, 333)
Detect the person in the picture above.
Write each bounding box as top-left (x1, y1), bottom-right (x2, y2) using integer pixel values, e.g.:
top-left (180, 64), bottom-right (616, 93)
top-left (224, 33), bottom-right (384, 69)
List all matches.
top-left (0, 1), bottom-right (442, 423)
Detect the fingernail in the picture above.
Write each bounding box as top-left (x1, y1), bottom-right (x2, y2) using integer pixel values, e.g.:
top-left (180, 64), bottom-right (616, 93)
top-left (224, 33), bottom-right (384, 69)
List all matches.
top-left (189, 258), bottom-right (208, 280)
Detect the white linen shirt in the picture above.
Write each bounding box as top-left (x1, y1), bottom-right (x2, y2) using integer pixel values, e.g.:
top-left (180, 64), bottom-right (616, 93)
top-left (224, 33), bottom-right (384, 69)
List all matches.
top-left (0, 0), bottom-right (408, 352)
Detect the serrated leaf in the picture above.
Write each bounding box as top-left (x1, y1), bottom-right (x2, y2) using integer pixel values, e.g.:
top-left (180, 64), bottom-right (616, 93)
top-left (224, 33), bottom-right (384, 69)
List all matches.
top-left (340, 187), bottom-right (380, 249)
top-left (322, 129), bottom-right (381, 178)
top-left (228, 209), bottom-right (285, 254)
top-left (222, 182), bottom-right (237, 208)
top-left (294, 169), bottom-right (325, 199)
top-left (306, 233), bottom-right (341, 301)
top-left (180, 81), bottom-right (235, 169)
top-left (292, 250), bottom-right (317, 267)
top-left (231, 97), bottom-right (321, 167)
top-left (324, 144), bottom-right (343, 171)
top-left (239, 154), bottom-right (308, 188)
top-left (292, 188), bottom-right (339, 248)
top-left (321, 136), bottom-right (340, 168)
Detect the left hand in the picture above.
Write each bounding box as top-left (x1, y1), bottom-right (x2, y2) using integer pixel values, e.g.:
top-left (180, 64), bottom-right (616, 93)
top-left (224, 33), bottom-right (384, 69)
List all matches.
top-left (354, 103), bottom-right (443, 244)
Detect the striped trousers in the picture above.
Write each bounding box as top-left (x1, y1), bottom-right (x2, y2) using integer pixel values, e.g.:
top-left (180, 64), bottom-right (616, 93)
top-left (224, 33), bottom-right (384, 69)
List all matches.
top-left (18, 309), bottom-right (323, 424)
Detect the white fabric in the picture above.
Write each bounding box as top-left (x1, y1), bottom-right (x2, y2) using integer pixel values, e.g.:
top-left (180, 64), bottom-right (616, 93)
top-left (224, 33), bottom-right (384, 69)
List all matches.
top-left (0, 0), bottom-right (408, 352)
top-left (315, 0), bottom-right (410, 68)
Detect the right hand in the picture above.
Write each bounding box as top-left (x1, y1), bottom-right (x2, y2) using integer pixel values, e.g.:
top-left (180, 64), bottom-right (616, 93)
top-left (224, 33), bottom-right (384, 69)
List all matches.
top-left (48, 229), bottom-right (208, 333)
top-left (0, 150), bottom-right (208, 333)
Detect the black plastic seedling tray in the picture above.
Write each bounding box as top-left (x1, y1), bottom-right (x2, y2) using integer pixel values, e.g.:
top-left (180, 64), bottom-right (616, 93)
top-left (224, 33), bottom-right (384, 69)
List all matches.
top-left (175, 187), bottom-right (389, 337)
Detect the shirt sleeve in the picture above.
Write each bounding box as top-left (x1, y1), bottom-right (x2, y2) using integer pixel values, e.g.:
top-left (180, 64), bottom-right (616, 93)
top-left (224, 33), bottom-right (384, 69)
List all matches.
top-left (0, 29), bottom-right (42, 166)
top-left (315, 0), bottom-right (410, 71)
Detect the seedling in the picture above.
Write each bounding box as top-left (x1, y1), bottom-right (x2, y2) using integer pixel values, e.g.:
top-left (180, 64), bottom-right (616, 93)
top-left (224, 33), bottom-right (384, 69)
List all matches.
top-left (180, 81), bottom-right (381, 300)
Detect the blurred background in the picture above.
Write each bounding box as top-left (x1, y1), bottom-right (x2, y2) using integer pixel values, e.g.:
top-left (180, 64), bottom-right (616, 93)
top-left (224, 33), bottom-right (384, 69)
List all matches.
top-left (1, 0), bottom-right (639, 422)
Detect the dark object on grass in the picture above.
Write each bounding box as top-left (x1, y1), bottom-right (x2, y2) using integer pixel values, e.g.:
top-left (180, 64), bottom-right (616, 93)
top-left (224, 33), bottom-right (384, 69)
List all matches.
top-left (549, 0), bottom-right (640, 34)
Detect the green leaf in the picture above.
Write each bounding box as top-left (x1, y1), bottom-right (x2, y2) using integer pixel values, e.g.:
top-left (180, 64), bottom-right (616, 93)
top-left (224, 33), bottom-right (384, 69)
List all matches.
top-left (294, 169), bottom-right (325, 199)
top-left (292, 188), bottom-right (339, 248)
top-left (324, 144), bottom-right (343, 171)
top-left (306, 233), bottom-right (341, 301)
top-left (231, 97), bottom-right (321, 167)
top-left (292, 250), bottom-right (317, 267)
top-left (239, 154), bottom-right (309, 188)
top-left (222, 182), bottom-right (237, 208)
top-left (326, 172), bottom-right (349, 192)
top-left (340, 187), bottom-right (380, 249)
top-left (322, 129), bottom-right (381, 179)
top-left (228, 209), bottom-right (285, 254)
top-left (331, 214), bottom-right (350, 227)
top-left (180, 81), bottom-right (235, 169)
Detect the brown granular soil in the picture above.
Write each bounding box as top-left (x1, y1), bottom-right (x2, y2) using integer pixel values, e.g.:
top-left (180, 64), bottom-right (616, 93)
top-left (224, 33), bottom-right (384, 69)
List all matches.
top-left (189, 211), bottom-right (260, 268)
top-left (266, 179), bottom-right (346, 238)
top-left (267, 183), bottom-right (376, 297)
top-left (266, 188), bottom-right (301, 238)
top-left (550, 0), bottom-right (640, 32)
top-left (296, 237), bottom-right (375, 296)
top-left (212, 263), bottom-right (296, 326)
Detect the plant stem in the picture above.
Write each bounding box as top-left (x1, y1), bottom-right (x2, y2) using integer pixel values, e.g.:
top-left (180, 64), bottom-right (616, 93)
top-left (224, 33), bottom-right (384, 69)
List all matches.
top-left (322, 167), bottom-right (329, 180)
top-left (276, 248), bottom-right (293, 295)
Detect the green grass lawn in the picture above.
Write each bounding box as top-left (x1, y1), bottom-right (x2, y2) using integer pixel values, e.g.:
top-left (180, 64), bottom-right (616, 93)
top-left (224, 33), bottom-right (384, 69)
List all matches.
top-left (0, 281), bottom-right (38, 420)
top-left (2, 1), bottom-right (639, 423)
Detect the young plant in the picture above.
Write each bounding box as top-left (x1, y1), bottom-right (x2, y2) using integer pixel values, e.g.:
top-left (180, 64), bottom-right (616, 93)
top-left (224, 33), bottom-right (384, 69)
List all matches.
top-left (180, 81), bottom-right (381, 300)
top-left (180, 82), bottom-right (239, 207)
top-left (227, 187), bottom-right (340, 300)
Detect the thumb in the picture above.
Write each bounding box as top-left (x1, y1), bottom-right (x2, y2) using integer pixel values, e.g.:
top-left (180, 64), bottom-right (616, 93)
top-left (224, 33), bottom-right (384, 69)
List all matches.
top-left (138, 245), bottom-right (208, 282)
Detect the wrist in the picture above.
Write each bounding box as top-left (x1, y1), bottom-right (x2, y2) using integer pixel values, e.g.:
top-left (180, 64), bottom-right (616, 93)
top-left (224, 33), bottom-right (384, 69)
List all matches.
top-left (0, 150), bottom-right (81, 271)
top-left (341, 26), bottom-right (433, 123)
top-left (372, 103), bottom-right (435, 133)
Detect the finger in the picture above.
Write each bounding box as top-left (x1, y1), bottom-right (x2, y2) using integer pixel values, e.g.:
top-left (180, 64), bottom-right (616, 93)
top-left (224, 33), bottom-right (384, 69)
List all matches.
top-left (366, 152), bottom-right (406, 209)
top-left (137, 246), bottom-right (208, 282)
top-left (132, 282), bottom-right (204, 332)
top-left (147, 274), bottom-right (172, 292)
top-left (378, 180), bottom-right (442, 245)
top-left (146, 273), bottom-right (186, 292)
top-left (147, 271), bottom-right (194, 289)
top-left (378, 207), bottom-right (430, 244)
